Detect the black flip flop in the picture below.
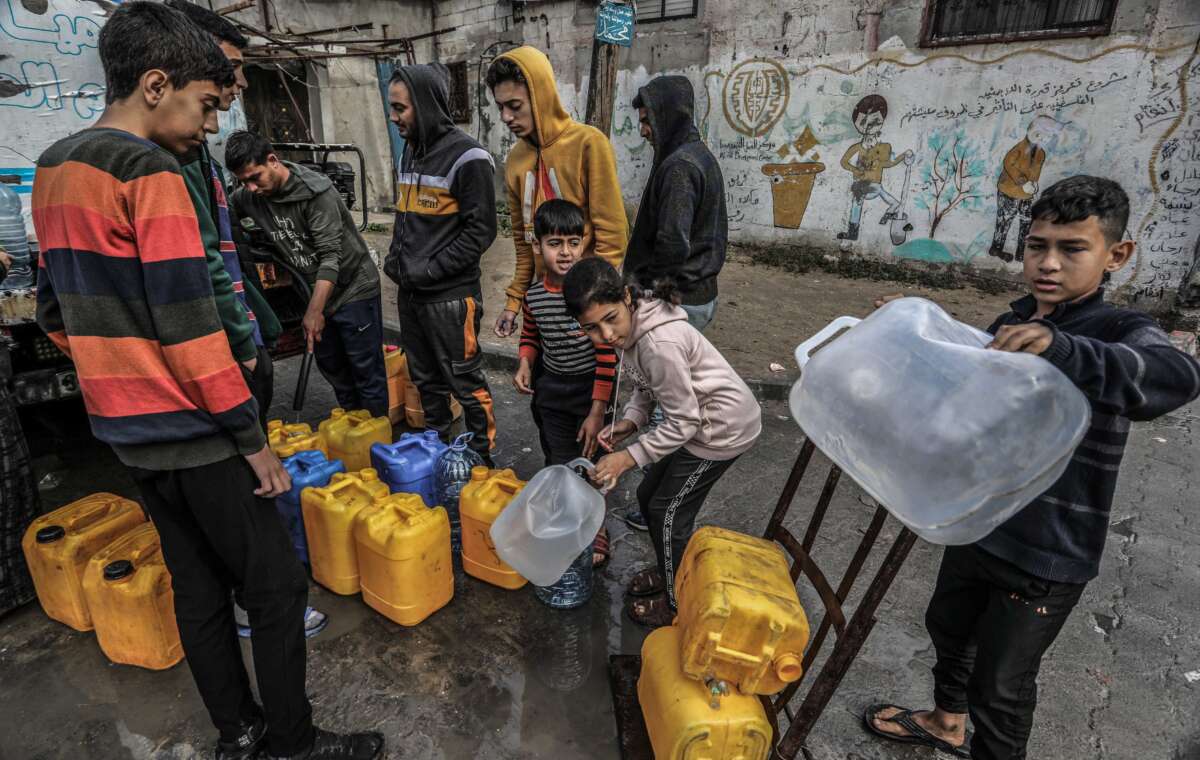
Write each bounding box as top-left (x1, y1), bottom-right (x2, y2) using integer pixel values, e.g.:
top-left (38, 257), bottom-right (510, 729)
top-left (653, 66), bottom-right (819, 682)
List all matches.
top-left (626, 567), bottom-right (666, 597)
top-left (625, 592), bottom-right (675, 629)
top-left (863, 703), bottom-right (971, 759)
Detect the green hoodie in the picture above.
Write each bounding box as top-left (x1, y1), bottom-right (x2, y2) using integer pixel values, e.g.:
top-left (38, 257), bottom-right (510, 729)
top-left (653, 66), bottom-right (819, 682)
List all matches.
top-left (230, 161), bottom-right (379, 314)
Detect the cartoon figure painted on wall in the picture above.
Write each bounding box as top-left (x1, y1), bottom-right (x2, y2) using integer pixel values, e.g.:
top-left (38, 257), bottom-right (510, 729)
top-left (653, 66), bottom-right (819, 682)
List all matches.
top-left (836, 95), bottom-right (914, 242)
top-left (989, 115), bottom-right (1066, 262)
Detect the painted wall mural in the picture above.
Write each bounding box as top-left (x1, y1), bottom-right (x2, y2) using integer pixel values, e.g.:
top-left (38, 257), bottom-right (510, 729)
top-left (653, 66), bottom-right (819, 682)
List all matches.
top-left (597, 36), bottom-right (1200, 309)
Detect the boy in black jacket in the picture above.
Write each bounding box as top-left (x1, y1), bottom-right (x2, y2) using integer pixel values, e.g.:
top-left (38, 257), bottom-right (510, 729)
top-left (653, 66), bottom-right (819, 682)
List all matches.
top-left (384, 64), bottom-right (498, 462)
top-left (867, 176), bottom-right (1200, 760)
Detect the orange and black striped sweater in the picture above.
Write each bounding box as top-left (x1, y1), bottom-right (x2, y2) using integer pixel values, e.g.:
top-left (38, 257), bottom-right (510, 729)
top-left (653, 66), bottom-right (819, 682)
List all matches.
top-left (33, 128), bottom-right (266, 470)
top-left (519, 277), bottom-right (616, 405)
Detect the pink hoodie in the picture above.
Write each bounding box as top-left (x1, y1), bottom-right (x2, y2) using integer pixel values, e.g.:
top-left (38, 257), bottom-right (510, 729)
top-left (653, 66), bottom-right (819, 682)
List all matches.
top-left (620, 298), bottom-right (762, 466)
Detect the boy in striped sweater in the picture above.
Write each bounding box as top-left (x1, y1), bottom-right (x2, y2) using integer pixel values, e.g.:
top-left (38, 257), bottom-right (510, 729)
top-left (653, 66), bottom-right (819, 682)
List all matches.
top-left (513, 199), bottom-right (617, 466)
top-left (33, 4), bottom-right (381, 759)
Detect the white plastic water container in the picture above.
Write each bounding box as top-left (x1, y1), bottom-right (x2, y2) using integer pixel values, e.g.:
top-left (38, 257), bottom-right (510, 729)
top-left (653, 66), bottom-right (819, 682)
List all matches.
top-left (789, 297), bottom-right (1091, 545)
top-left (490, 458), bottom-right (605, 586)
top-left (0, 178), bottom-right (33, 290)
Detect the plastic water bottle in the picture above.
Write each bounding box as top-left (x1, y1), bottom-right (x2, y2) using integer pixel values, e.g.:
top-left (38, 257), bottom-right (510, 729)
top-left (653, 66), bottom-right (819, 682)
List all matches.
top-left (434, 432), bottom-right (484, 552)
top-left (0, 178), bottom-right (33, 290)
top-left (533, 547), bottom-right (594, 609)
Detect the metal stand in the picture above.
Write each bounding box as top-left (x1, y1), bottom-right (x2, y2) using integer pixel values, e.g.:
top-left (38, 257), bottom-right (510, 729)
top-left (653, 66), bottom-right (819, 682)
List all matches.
top-left (761, 438), bottom-right (917, 760)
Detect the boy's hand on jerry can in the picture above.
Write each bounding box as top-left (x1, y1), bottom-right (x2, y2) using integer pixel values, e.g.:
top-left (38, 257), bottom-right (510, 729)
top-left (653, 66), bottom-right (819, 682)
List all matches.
top-left (988, 322), bottom-right (1054, 356)
top-left (245, 445), bottom-right (292, 498)
top-left (591, 450), bottom-right (635, 488)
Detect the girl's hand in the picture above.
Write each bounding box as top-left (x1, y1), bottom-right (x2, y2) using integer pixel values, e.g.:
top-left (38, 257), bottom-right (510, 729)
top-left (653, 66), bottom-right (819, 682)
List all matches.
top-left (513, 359), bottom-right (534, 395)
top-left (591, 450), bottom-right (635, 489)
top-left (577, 409), bottom-right (605, 459)
top-left (597, 419), bottom-right (637, 452)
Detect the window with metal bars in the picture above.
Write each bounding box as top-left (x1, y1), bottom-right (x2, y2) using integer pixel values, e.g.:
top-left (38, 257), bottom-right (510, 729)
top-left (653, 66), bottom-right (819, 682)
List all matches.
top-left (447, 60), bottom-right (470, 124)
top-left (919, 0), bottom-right (1118, 47)
top-left (636, 0), bottom-right (698, 23)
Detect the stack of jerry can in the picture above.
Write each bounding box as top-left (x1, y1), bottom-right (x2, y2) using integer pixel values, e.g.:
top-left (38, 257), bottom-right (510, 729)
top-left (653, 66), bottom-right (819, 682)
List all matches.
top-left (267, 419), bottom-right (327, 459)
top-left (302, 468), bottom-right (390, 594)
top-left (354, 492), bottom-right (453, 626)
top-left (278, 450), bottom-right (346, 565)
top-left (638, 526), bottom-right (810, 760)
top-left (22, 493), bottom-right (147, 631)
top-left (319, 408), bottom-right (392, 471)
top-left (383, 344), bottom-right (409, 425)
top-left (81, 523), bottom-right (182, 670)
top-left (458, 467), bottom-right (527, 590)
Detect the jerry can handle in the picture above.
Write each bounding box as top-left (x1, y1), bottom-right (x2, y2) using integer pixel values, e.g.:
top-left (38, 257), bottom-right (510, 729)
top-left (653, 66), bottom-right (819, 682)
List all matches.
top-left (794, 316), bottom-right (861, 370)
top-left (451, 432), bottom-right (474, 449)
top-left (65, 497), bottom-right (120, 533)
top-left (567, 457), bottom-right (614, 495)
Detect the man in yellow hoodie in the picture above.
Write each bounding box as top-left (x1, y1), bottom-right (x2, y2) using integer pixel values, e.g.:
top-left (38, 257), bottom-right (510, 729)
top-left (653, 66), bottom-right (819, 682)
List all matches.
top-left (486, 46), bottom-right (628, 337)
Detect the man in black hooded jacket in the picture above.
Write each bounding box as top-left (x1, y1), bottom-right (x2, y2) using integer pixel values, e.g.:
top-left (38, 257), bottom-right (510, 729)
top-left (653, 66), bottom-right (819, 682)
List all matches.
top-left (384, 64), bottom-right (499, 462)
top-left (624, 75), bottom-right (727, 331)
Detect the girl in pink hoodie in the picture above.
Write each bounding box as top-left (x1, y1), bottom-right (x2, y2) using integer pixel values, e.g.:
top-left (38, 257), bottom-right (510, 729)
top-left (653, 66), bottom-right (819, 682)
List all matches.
top-left (564, 258), bottom-right (762, 628)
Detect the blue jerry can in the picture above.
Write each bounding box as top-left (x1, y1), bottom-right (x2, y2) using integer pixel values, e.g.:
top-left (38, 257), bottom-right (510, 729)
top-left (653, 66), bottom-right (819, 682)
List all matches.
top-left (370, 430), bottom-right (448, 508)
top-left (280, 450), bottom-right (346, 564)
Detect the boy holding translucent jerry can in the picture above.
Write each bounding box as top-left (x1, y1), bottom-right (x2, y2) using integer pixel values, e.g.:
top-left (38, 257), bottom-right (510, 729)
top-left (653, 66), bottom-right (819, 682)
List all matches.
top-left (512, 199), bottom-right (616, 566)
top-left (563, 258), bottom-right (762, 628)
top-left (866, 176), bottom-right (1200, 760)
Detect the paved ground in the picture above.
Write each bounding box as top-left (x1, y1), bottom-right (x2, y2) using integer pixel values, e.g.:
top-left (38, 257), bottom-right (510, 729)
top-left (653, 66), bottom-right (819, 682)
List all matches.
top-left (4, 346), bottom-right (1199, 759)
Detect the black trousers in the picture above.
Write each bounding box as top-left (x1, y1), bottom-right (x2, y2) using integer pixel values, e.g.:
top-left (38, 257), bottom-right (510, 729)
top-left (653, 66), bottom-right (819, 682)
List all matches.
top-left (314, 294), bottom-right (389, 419)
top-left (130, 457), bottom-right (313, 756)
top-left (637, 449), bottom-right (738, 608)
top-left (239, 344), bottom-right (274, 432)
top-left (397, 294), bottom-right (496, 459)
top-left (533, 370), bottom-right (599, 467)
top-left (927, 544), bottom-right (1085, 760)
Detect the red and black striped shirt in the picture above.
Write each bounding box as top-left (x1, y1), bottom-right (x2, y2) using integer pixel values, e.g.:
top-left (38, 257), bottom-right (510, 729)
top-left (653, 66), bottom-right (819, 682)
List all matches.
top-left (519, 277), bottom-right (616, 403)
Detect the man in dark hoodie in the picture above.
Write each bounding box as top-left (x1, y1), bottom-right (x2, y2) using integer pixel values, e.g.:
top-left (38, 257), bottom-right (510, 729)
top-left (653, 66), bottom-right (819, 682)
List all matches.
top-left (625, 75), bottom-right (727, 332)
top-left (227, 131), bottom-right (388, 419)
top-left (384, 64), bottom-right (498, 462)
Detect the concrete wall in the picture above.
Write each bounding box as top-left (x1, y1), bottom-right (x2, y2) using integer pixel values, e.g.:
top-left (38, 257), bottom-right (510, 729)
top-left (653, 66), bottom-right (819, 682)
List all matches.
top-left (430, 0), bottom-right (1200, 313)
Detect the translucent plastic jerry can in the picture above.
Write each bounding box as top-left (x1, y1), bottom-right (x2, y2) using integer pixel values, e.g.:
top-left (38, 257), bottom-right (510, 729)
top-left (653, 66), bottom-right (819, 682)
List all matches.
top-left (301, 469), bottom-right (390, 595)
top-left (318, 408), bottom-right (392, 472)
top-left (370, 430), bottom-right (447, 508)
top-left (268, 420), bottom-right (328, 459)
top-left (384, 344), bottom-right (409, 425)
top-left (81, 523), bottom-right (182, 670)
top-left (674, 526), bottom-right (809, 696)
top-left (639, 625), bottom-right (772, 760)
top-left (279, 450), bottom-right (346, 564)
top-left (459, 467), bottom-right (527, 590)
top-left (21, 493), bottom-right (147, 631)
top-left (490, 458), bottom-right (606, 587)
top-left (790, 298), bottom-right (1090, 545)
top-left (354, 493), bottom-right (453, 626)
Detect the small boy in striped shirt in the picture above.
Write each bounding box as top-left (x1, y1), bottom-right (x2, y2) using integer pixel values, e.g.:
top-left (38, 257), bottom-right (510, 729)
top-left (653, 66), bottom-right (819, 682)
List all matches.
top-left (513, 199), bottom-right (618, 466)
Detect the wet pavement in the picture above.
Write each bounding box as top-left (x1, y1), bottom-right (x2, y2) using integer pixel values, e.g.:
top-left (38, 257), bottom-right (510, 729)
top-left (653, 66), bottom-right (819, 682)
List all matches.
top-left (3, 356), bottom-right (1200, 759)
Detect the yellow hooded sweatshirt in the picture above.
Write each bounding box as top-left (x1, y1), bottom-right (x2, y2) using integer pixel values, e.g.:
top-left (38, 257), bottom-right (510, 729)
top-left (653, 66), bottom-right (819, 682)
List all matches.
top-left (498, 46), bottom-right (628, 313)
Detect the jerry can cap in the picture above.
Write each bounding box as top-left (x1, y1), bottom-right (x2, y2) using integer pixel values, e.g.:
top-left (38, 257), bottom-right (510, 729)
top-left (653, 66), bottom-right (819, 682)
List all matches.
top-left (104, 560), bottom-right (134, 581)
top-left (449, 432), bottom-right (474, 450)
top-left (360, 468), bottom-right (378, 481)
top-left (35, 525), bottom-right (65, 543)
top-left (471, 466), bottom-right (489, 481)
top-left (423, 429), bottom-right (440, 441)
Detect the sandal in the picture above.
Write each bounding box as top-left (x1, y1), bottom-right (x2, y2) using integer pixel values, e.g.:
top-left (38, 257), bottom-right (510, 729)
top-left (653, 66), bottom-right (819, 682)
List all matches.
top-left (862, 703), bottom-right (971, 759)
top-left (625, 592), bottom-right (675, 629)
top-left (626, 567), bottom-right (666, 597)
top-left (592, 528), bottom-right (611, 568)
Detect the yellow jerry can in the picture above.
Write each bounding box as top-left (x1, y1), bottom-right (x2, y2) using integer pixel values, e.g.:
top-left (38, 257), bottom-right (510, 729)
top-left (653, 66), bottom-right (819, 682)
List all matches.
top-left (673, 526), bottom-right (809, 695)
top-left (268, 419), bottom-right (328, 459)
top-left (21, 493), bottom-right (146, 631)
top-left (403, 384), bottom-right (464, 429)
top-left (302, 469), bottom-right (390, 595)
top-left (458, 467), bottom-right (527, 590)
top-left (639, 625), bottom-right (773, 760)
top-left (384, 345), bottom-right (409, 426)
top-left (354, 493), bottom-right (453, 626)
top-left (318, 408), bottom-right (392, 472)
top-left (81, 523), bottom-right (182, 670)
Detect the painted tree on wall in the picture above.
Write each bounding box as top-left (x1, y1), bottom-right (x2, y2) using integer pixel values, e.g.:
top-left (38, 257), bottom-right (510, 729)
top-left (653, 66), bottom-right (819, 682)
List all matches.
top-left (914, 129), bottom-right (988, 239)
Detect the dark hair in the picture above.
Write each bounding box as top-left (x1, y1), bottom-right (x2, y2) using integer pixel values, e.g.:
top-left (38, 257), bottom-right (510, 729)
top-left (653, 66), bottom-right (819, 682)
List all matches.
top-left (485, 56), bottom-right (526, 91)
top-left (851, 94), bottom-right (888, 123)
top-left (165, 0), bottom-right (249, 48)
top-left (1030, 175), bottom-right (1129, 244)
top-left (224, 130), bottom-right (274, 172)
top-left (99, 1), bottom-right (234, 105)
top-left (533, 199), bottom-right (585, 240)
top-left (563, 258), bottom-right (681, 319)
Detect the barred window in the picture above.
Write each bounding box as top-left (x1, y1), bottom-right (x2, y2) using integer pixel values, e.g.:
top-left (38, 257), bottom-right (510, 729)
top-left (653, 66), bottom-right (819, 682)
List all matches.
top-left (920, 0), bottom-right (1117, 47)
top-left (636, 0), bottom-right (698, 23)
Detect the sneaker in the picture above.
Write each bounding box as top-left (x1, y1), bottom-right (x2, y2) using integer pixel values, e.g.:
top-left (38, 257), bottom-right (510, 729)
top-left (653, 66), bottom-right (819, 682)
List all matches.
top-left (624, 509), bottom-right (649, 532)
top-left (216, 716), bottom-right (267, 760)
top-left (266, 728), bottom-right (385, 760)
top-left (238, 607), bottom-right (329, 639)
